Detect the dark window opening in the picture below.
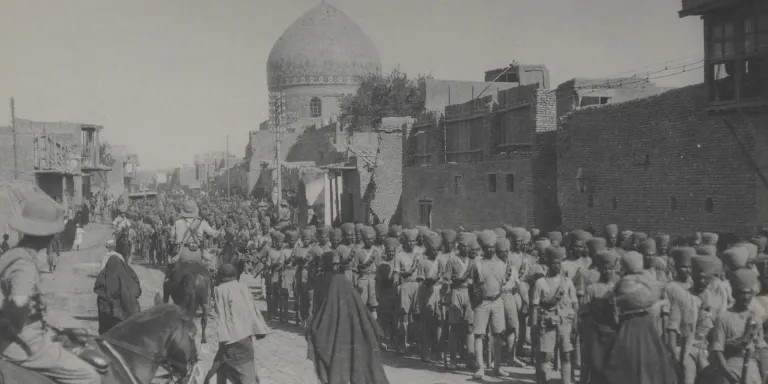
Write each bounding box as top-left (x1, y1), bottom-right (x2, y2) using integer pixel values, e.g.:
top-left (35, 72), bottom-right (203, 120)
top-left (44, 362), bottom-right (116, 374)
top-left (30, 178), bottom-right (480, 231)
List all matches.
top-left (612, 197), bottom-right (618, 210)
top-left (588, 194), bottom-right (594, 208)
top-left (705, 197), bottom-right (714, 213)
top-left (419, 201), bottom-right (432, 227)
top-left (742, 58), bottom-right (765, 99)
top-left (505, 174), bottom-right (515, 192)
top-left (453, 175), bottom-right (462, 194)
top-left (310, 97), bottom-right (322, 117)
top-left (488, 174), bottom-right (497, 193)
top-left (671, 196), bottom-right (677, 211)
top-left (711, 62), bottom-right (736, 101)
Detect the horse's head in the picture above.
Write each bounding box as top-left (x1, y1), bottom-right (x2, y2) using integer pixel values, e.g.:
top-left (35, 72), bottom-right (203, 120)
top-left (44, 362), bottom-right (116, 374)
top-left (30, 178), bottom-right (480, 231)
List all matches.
top-left (103, 304), bottom-right (199, 384)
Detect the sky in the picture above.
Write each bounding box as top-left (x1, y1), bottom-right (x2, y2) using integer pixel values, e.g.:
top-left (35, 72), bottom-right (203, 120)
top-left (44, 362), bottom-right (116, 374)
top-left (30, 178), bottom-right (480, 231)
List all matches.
top-left (0, 0), bottom-right (703, 170)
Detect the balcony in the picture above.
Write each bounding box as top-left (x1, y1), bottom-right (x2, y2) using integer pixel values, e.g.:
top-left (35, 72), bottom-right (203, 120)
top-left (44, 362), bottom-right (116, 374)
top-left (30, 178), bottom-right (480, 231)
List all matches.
top-left (680, 0), bottom-right (742, 17)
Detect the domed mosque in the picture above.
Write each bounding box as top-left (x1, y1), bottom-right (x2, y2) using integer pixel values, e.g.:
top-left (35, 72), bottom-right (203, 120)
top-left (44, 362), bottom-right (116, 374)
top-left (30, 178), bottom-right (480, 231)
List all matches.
top-left (266, 2), bottom-right (382, 126)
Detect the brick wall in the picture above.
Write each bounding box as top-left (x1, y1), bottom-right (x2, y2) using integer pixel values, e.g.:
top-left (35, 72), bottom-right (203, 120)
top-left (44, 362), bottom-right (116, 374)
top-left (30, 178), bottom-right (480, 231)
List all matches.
top-left (0, 129), bottom-right (36, 184)
top-left (402, 84), bottom-right (560, 231)
top-left (558, 83), bottom-right (768, 237)
top-left (366, 117), bottom-right (412, 225)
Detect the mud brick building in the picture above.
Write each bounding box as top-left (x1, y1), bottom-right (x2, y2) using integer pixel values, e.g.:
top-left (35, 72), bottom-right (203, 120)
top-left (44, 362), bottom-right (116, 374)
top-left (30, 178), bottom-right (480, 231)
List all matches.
top-left (557, 0), bottom-right (768, 237)
top-left (402, 83), bottom-right (559, 230)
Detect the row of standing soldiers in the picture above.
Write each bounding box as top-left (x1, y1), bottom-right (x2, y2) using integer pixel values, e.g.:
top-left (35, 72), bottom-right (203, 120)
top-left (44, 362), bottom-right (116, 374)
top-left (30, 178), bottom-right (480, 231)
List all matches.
top-left (250, 222), bottom-right (768, 384)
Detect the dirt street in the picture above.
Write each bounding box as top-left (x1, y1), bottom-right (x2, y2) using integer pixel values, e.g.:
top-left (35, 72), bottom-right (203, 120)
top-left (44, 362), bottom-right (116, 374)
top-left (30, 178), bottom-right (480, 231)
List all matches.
top-left (37, 223), bottom-right (538, 384)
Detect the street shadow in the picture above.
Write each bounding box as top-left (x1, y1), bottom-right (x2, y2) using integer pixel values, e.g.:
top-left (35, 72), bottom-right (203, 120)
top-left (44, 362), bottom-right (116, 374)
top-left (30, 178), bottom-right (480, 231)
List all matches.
top-left (265, 314), bottom-right (307, 337)
top-left (73, 315), bottom-right (99, 322)
top-left (379, 353), bottom-right (452, 375)
top-left (137, 261), bottom-right (168, 273)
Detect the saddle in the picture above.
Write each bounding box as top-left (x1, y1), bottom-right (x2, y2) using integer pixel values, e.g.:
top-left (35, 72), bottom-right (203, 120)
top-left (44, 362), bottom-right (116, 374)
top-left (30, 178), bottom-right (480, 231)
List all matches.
top-left (52, 327), bottom-right (112, 375)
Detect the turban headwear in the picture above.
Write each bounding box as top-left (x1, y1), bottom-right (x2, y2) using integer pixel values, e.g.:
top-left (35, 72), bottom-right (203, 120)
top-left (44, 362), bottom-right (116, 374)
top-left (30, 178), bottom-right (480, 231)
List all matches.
top-left (594, 250), bottom-right (619, 267)
top-left (692, 255), bottom-right (722, 277)
top-left (300, 228), bottom-right (314, 239)
top-left (388, 225), bottom-right (403, 238)
top-left (284, 230), bottom-right (298, 243)
top-left (670, 247), bottom-right (696, 267)
top-left (329, 228), bottom-right (342, 241)
top-left (587, 237), bottom-right (607, 254)
top-left (341, 223), bottom-right (355, 235)
top-left (530, 228), bottom-right (540, 238)
top-left (374, 224), bottom-right (388, 237)
top-left (570, 230), bottom-right (593, 245)
top-left (702, 232), bottom-right (719, 246)
top-left (638, 239), bottom-right (657, 256)
top-left (603, 224), bottom-right (619, 236)
top-left (632, 232), bottom-right (649, 244)
top-left (457, 232), bottom-right (474, 247)
top-left (736, 242), bottom-right (759, 261)
top-left (615, 274), bottom-right (662, 311)
top-left (493, 228), bottom-right (507, 239)
top-left (424, 233), bottom-right (440, 250)
top-left (655, 234), bottom-right (671, 246)
top-left (416, 226), bottom-right (430, 237)
top-left (384, 237), bottom-right (401, 251)
top-left (508, 227), bottom-right (527, 241)
top-left (522, 230), bottom-right (532, 243)
top-left (728, 268), bottom-right (759, 292)
top-left (547, 231), bottom-right (563, 245)
top-left (271, 231), bottom-right (285, 243)
top-left (441, 229), bottom-right (457, 243)
top-left (496, 238), bottom-right (511, 252)
top-left (317, 226), bottom-right (331, 236)
top-left (534, 239), bottom-right (551, 255)
top-left (544, 246), bottom-right (566, 263)
top-left (722, 246), bottom-right (749, 270)
top-left (361, 226), bottom-right (376, 240)
top-left (696, 245), bottom-right (718, 258)
top-left (621, 251), bottom-right (644, 274)
top-left (403, 229), bottom-right (419, 241)
top-left (354, 223), bottom-right (364, 232)
top-left (477, 230), bottom-right (498, 248)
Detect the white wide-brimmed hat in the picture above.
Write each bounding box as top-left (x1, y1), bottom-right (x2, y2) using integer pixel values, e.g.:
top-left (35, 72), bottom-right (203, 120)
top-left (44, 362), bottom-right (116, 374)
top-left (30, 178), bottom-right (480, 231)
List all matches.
top-left (9, 192), bottom-right (65, 236)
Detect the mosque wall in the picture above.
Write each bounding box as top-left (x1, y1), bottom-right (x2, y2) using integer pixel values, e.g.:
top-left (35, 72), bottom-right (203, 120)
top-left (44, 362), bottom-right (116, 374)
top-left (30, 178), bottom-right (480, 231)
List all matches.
top-left (280, 84), bottom-right (358, 123)
top-left (558, 83), bottom-right (768, 237)
top-left (402, 84), bottom-right (558, 231)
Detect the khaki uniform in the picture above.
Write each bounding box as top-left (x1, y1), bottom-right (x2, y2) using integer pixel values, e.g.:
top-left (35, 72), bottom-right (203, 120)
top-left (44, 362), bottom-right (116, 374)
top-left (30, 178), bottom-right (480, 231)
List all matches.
top-left (0, 247), bottom-right (100, 384)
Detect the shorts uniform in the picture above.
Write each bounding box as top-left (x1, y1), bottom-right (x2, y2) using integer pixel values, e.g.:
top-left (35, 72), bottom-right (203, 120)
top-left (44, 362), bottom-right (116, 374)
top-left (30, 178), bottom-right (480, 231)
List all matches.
top-left (417, 282), bottom-right (443, 320)
top-left (356, 274), bottom-right (379, 307)
top-left (532, 275), bottom-right (577, 354)
top-left (281, 267), bottom-right (296, 299)
top-left (473, 297), bottom-right (506, 335)
top-left (448, 287), bottom-right (474, 325)
top-left (398, 280), bottom-right (420, 315)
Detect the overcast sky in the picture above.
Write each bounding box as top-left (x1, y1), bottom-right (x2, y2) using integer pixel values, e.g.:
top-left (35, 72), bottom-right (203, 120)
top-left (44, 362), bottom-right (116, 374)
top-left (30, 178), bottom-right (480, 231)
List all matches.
top-left (0, 0), bottom-right (703, 170)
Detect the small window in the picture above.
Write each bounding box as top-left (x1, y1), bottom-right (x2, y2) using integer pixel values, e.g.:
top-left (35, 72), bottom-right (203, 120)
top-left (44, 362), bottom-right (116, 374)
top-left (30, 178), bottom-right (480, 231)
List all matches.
top-left (587, 194), bottom-right (594, 208)
top-left (670, 196), bottom-right (678, 211)
top-left (612, 197), bottom-right (618, 210)
top-left (705, 197), bottom-right (714, 213)
top-left (488, 174), bottom-right (497, 193)
top-left (419, 201), bottom-right (432, 227)
top-left (505, 174), bottom-right (515, 192)
top-left (453, 175), bottom-right (462, 194)
top-left (310, 97), bottom-right (322, 118)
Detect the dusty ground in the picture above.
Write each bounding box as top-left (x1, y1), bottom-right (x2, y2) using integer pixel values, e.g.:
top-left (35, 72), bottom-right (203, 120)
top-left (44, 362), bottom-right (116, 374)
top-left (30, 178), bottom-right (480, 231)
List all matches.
top-left (38, 222), bottom-right (540, 384)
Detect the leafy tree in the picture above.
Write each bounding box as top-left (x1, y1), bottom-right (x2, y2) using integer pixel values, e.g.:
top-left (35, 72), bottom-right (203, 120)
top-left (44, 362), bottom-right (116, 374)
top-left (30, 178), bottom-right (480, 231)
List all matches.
top-left (339, 66), bottom-right (432, 132)
top-left (99, 142), bottom-right (116, 167)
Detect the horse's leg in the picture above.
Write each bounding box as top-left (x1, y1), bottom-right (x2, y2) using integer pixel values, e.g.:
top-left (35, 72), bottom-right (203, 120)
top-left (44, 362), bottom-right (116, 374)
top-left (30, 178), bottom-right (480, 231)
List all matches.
top-left (200, 278), bottom-right (210, 345)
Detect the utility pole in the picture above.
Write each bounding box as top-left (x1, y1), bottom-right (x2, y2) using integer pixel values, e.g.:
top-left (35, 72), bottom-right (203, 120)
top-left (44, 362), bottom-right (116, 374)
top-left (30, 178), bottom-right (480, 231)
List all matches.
top-left (11, 98), bottom-right (18, 180)
top-left (269, 92), bottom-right (285, 208)
top-left (226, 135), bottom-right (231, 199)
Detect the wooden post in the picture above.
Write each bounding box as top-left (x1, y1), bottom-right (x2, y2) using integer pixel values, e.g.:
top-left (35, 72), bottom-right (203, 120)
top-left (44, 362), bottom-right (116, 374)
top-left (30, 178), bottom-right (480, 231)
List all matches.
top-left (11, 98), bottom-right (18, 180)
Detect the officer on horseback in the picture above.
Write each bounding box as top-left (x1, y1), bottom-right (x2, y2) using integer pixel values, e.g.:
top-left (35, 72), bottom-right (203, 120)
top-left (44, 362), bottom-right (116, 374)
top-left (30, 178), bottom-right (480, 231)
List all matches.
top-left (164, 199), bottom-right (223, 285)
top-left (0, 192), bottom-right (101, 384)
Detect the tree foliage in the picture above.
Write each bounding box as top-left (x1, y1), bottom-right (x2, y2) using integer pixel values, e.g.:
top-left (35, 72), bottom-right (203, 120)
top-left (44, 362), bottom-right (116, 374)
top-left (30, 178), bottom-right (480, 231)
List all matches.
top-left (99, 141), bottom-right (116, 167)
top-left (339, 66), bottom-right (432, 132)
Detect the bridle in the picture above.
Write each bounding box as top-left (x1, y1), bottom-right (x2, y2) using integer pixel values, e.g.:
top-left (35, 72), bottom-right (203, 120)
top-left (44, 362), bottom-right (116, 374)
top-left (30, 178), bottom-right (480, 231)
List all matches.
top-left (98, 333), bottom-right (199, 384)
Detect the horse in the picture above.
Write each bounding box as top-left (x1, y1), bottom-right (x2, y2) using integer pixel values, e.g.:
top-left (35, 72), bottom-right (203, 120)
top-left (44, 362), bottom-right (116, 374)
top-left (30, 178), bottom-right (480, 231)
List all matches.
top-left (0, 304), bottom-right (199, 384)
top-left (163, 262), bottom-right (213, 344)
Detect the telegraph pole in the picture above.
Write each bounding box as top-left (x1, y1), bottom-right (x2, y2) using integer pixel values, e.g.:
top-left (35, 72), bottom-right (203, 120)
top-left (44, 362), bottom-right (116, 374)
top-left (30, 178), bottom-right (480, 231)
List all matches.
top-left (269, 92), bottom-right (285, 208)
top-left (10, 98), bottom-right (18, 180)
top-left (226, 135), bottom-right (231, 199)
